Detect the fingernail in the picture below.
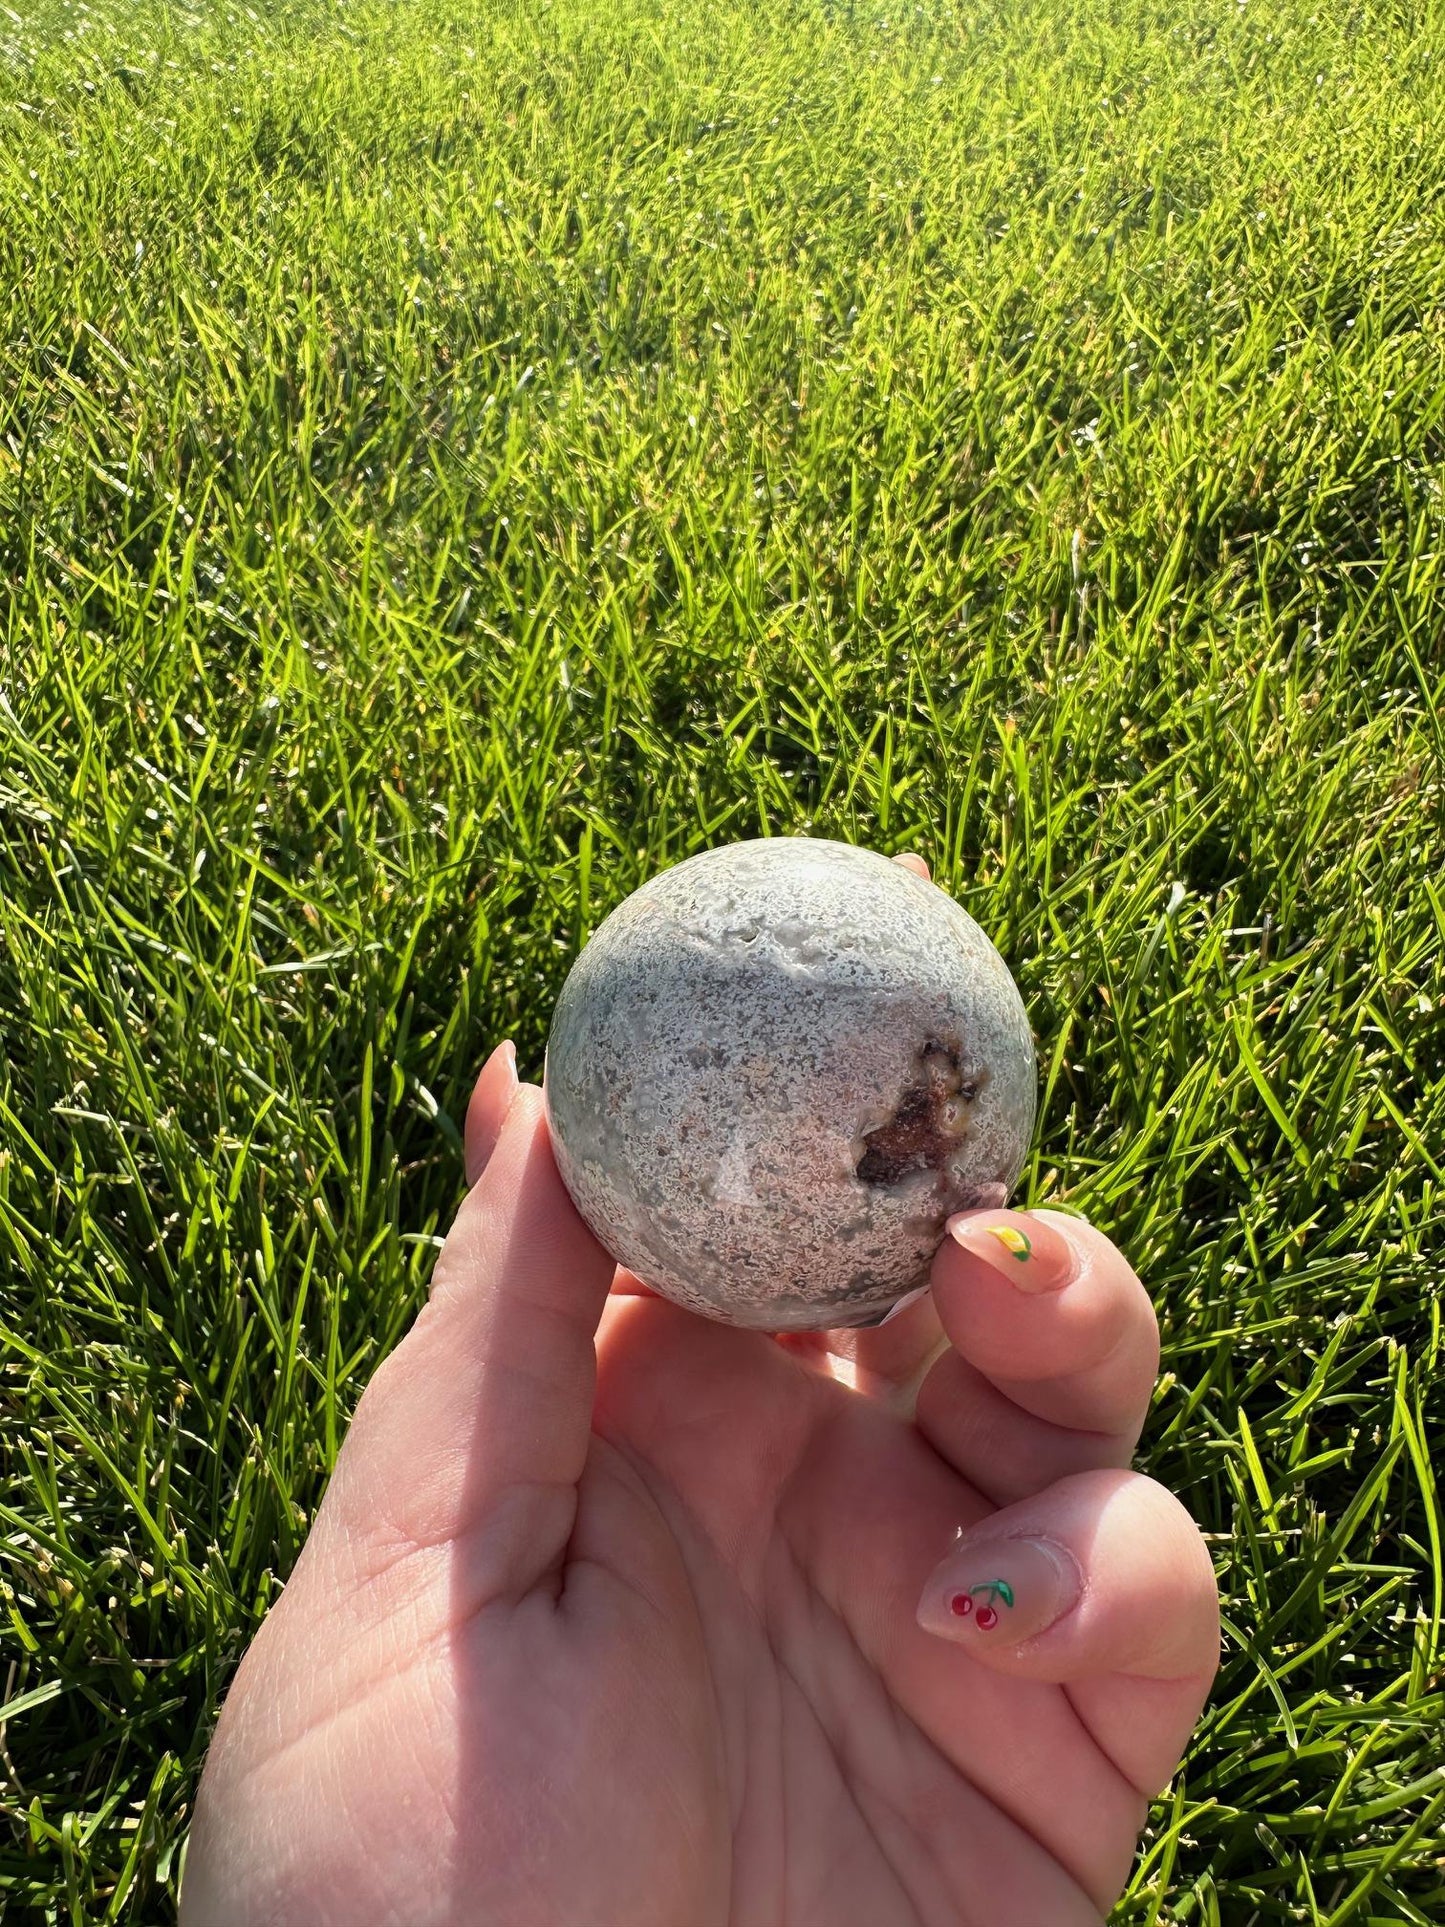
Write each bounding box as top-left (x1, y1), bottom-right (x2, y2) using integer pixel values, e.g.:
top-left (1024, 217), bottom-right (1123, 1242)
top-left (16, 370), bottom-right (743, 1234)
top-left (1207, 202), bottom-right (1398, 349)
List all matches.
top-left (917, 1533), bottom-right (1083, 1644)
top-left (944, 1210), bottom-right (1075, 1294)
top-left (874, 1283), bottom-right (932, 1327)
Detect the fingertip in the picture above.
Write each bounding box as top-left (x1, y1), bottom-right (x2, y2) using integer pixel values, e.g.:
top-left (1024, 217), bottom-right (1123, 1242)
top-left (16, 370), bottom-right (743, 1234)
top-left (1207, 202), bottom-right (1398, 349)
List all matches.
top-left (917, 1531), bottom-right (1084, 1648)
top-left (434, 1080), bottom-right (610, 1319)
top-left (915, 1468), bottom-right (1219, 1683)
top-left (927, 1204), bottom-right (1159, 1435)
top-left (910, 1471), bottom-right (1219, 1818)
top-left (942, 1207), bottom-right (1079, 1295)
top-left (464, 1038), bottom-right (521, 1187)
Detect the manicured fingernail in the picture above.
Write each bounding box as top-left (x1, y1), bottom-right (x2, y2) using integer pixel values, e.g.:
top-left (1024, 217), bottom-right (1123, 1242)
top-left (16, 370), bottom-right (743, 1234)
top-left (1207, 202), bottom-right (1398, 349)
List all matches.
top-left (917, 1534), bottom-right (1083, 1644)
top-left (944, 1210), bottom-right (1075, 1294)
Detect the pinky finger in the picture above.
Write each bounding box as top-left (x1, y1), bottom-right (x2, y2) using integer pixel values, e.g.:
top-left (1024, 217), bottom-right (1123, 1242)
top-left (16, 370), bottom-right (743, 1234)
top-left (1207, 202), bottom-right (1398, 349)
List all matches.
top-left (463, 1039), bottom-right (520, 1187)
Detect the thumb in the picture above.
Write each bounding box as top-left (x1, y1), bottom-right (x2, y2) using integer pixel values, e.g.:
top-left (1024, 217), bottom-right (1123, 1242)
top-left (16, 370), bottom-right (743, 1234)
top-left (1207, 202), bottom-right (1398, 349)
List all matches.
top-left (323, 1076), bottom-right (616, 1605)
top-left (915, 1468), bottom-right (1220, 1797)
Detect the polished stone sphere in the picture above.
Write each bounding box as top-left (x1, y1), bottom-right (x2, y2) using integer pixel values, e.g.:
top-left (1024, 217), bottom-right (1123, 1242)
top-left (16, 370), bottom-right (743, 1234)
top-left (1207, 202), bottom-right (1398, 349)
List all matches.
top-left (543, 837), bottom-right (1036, 1330)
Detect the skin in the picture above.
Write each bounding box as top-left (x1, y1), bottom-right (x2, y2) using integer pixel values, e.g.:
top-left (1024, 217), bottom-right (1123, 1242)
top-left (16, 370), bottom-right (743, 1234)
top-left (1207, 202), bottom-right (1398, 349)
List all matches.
top-left (182, 853), bottom-right (1220, 1927)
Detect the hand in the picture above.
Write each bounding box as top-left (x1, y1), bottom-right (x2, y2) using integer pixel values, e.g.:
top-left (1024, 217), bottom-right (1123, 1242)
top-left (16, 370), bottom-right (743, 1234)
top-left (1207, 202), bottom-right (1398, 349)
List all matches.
top-left (182, 854), bottom-right (1219, 1927)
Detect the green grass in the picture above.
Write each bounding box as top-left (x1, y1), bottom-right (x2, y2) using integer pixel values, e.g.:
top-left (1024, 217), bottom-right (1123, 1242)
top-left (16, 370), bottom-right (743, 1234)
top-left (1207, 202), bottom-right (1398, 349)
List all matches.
top-left (2, 0), bottom-right (1443, 1917)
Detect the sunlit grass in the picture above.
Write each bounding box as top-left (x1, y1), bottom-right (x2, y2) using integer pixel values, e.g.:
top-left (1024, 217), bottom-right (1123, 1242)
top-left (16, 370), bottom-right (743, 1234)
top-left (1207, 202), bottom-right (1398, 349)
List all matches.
top-left (2, 0), bottom-right (1442, 1918)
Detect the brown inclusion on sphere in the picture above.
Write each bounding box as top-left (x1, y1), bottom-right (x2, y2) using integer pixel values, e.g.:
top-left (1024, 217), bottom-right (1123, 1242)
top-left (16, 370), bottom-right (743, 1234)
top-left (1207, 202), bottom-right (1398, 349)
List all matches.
top-left (855, 1039), bottom-right (983, 1187)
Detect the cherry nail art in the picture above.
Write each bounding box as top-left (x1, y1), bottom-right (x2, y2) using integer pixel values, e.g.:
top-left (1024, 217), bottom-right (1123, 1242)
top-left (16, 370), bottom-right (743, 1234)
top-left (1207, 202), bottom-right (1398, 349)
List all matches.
top-left (948, 1579), bottom-right (1014, 1629)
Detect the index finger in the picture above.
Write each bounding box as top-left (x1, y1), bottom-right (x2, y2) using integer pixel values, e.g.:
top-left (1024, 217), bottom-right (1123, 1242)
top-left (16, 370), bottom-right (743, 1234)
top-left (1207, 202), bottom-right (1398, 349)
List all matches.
top-left (918, 1205), bottom-right (1160, 1455)
top-left (917, 1202), bottom-right (1163, 1503)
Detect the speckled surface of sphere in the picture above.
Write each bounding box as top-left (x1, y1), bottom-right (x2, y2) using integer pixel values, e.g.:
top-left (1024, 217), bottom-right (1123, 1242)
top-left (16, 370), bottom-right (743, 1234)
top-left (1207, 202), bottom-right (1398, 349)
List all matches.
top-left (543, 837), bottom-right (1036, 1331)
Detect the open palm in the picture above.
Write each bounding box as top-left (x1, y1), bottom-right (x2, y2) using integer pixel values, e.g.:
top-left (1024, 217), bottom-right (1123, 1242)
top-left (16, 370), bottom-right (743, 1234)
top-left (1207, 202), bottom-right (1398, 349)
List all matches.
top-left (185, 899), bottom-right (1217, 1927)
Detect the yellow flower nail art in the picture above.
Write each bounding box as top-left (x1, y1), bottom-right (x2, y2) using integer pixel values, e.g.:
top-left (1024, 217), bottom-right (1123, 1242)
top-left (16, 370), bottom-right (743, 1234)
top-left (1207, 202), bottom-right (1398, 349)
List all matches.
top-left (986, 1224), bottom-right (1032, 1260)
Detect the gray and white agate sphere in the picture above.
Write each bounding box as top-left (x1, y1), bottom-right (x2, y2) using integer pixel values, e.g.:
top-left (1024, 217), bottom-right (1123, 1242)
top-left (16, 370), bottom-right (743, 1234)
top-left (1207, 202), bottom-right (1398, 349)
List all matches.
top-left (543, 837), bottom-right (1036, 1331)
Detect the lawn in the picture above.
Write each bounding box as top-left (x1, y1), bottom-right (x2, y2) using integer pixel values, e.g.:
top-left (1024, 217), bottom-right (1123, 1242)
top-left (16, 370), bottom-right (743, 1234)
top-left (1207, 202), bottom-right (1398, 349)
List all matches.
top-left (2, 0), bottom-right (1443, 1917)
